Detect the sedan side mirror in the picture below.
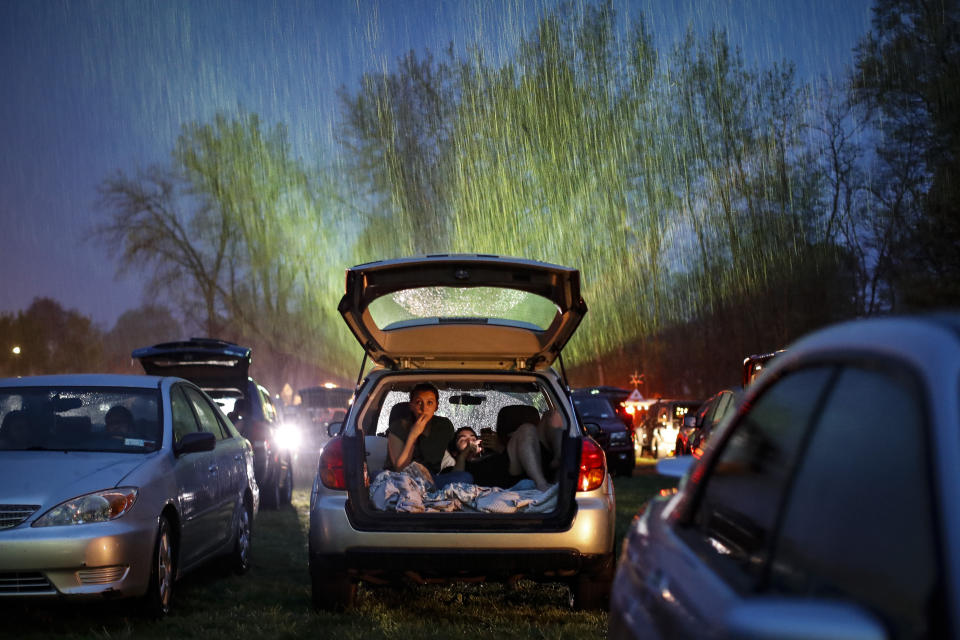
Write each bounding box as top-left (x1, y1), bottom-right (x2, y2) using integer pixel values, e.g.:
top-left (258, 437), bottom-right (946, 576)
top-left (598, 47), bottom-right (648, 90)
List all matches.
top-left (175, 431), bottom-right (216, 456)
top-left (327, 421), bottom-right (343, 437)
top-left (584, 422), bottom-right (601, 438)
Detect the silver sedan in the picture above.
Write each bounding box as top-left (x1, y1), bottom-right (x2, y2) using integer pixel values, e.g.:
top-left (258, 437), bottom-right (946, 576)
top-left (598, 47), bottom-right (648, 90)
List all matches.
top-left (0, 374), bottom-right (259, 615)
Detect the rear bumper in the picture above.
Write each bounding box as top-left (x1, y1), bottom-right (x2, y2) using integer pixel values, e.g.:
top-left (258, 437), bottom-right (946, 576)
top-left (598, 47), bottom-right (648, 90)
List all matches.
top-left (309, 479), bottom-right (616, 582)
top-left (311, 548), bottom-right (613, 583)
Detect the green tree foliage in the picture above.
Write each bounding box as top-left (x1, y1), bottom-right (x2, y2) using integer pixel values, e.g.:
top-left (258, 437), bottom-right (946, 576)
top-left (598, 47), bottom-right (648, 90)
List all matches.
top-left (337, 48), bottom-right (461, 258)
top-left (852, 0), bottom-right (960, 308)
top-left (98, 111), bottom-right (356, 375)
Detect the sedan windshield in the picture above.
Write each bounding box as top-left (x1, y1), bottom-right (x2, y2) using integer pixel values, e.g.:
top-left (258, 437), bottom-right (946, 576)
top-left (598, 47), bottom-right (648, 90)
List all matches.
top-left (0, 387), bottom-right (161, 453)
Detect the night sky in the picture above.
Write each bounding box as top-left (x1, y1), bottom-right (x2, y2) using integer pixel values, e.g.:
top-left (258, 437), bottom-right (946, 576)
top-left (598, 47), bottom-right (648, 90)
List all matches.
top-left (0, 0), bottom-right (872, 330)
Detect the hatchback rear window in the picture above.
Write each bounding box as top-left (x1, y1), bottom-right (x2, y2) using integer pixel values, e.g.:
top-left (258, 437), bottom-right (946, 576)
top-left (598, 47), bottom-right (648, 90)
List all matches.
top-left (367, 286), bottom-right (558, 331)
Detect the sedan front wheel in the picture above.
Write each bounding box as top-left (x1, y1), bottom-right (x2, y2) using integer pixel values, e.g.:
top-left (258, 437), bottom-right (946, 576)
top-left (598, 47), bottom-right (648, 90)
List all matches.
top-left (142, 515), bottom-right (174, 617)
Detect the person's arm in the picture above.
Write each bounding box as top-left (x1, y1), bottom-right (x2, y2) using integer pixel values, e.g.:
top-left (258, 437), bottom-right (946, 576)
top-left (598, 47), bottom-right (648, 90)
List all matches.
top-left (387, 413), bottom-right (429, 470)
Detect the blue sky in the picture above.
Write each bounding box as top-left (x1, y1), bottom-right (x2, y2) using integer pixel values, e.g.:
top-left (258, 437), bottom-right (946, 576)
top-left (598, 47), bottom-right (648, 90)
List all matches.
top-left (0, 0), bottom-right (873, 329)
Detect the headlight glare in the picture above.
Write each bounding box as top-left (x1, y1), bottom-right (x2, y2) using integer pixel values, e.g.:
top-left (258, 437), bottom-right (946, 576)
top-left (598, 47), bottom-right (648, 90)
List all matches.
top-left (33, 488), bottom-right (138, 527)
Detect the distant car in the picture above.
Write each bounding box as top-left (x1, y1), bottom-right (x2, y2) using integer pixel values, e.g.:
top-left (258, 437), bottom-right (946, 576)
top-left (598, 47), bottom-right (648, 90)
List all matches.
top-left (0, 374), bottom-right (258, 616)
top-left (639, 399), bottom-right (700, 459)
top-left (132, 338), bottom-right (294, 509)
top-left (572, 390), bottom-right (635, 476)
top-left (309, 255), bottom-right (615, 611)
top-left (741, 349), bottom-right (785, 388)
top-left (610, 314), bottom-right (960, 639)
top-left (298, 384), bottom-right (353, 452)
top-left (687, 388), bottom-right (740, 459)
top-left (576, 386), bottom-right (634, 428)
top-left (675, 388), bottom-right (739, 458)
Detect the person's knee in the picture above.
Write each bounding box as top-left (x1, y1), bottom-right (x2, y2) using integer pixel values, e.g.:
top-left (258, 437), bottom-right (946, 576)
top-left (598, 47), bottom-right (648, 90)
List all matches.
top-left (511, 423), bottom-right (538, 443)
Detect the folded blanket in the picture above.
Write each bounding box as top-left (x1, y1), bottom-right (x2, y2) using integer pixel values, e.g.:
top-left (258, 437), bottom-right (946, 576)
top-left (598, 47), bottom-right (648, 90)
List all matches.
top-left (370, 462), bottom-right (559, 514)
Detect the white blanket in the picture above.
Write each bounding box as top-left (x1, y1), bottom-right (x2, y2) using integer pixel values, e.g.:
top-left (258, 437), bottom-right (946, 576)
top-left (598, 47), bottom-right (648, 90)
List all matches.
top-left (369, 463), bottom-right (559, 514)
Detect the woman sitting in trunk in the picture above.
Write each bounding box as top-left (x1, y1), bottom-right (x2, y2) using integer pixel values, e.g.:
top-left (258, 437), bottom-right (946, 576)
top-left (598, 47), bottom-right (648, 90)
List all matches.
top-left (385, 383), bottom-right (454, 476)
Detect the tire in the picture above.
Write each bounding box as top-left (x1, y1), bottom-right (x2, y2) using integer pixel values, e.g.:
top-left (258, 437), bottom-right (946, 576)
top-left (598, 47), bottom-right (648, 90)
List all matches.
top-left (261, 470), bottom-right (281, 510)
top-left (229, 505), bottom-right (252, 574)
top-left (311, 560), bottom-right (356, 611)
top-left (279, 466), bottom-right (293, 506)
top-left (571, 554), bottom-right (613, 611)
top-left (142, 515), bottom-right (174, 617)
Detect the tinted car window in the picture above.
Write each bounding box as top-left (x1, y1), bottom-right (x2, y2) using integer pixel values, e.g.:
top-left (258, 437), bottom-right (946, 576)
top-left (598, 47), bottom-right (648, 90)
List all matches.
top-left (259, 385), bottom-right (278, 423)
top-left (770, 365), bottom-right (938, 638)
top-left (573, 397), bottom-right (615, 418)
top-left (184, 387), bottom-right (227, 440)
top-left (685, 367), bottom-right (833, 591)
top-left (171, 385), bottom-right (200, 443)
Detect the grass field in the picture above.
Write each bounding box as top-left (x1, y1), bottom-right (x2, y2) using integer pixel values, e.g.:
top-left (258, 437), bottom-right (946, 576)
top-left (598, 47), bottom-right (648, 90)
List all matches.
top-left (3, 462), bottom-right (677, 639)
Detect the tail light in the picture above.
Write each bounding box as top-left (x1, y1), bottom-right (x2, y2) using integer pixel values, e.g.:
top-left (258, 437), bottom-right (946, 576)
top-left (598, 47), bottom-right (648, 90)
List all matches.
top-left (319, 437), bottom-right (346, 490)
top-left (577, 437), bottom-right (606, 492)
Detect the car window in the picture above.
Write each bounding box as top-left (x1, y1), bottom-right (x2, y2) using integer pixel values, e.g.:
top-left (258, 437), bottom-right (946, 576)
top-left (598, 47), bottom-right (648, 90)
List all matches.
top-left (769, 364), bottom-right (938, 638)
top-left (370, 382), bottom-right (550, 436)
top-left (183, 387), bottom-right (227, 440)
top-left (712, 391), bottom-right (735, 427)
top-left (683, 366), bottom-right (834, 592)
top-left (0, 387), bottom-right (161, 453)
top-left (171, 385), bottom-right (201, 443)
top-left (572, 397), bottom-right (614, 418)
top-left (259, 385), bottom-right (278, 423)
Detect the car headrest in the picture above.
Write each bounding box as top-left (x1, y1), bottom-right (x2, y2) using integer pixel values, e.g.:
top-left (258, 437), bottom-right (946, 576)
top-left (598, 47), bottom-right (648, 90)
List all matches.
top-left (388, 402), bottom-right (413, 427)
top-left (496, 404), bottom-right (540, 441)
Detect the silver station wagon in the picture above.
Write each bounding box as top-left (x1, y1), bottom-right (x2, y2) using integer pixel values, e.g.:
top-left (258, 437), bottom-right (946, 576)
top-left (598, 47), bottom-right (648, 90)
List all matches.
top-left (308, 255), bottom-right (616, 610)
top-left (0, 374), bottom-right (258, 615)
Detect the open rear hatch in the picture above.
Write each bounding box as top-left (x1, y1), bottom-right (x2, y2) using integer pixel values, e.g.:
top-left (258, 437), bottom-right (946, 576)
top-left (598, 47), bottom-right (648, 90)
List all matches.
top-left (132, 338), bottom-right (251, 389)
top-left (338, 254), bottom-right (587, 371)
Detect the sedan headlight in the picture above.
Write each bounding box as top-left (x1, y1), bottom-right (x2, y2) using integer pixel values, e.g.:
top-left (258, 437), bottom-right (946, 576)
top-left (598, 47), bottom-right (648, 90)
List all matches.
top-left (33, 488), bottom-right (138, 527)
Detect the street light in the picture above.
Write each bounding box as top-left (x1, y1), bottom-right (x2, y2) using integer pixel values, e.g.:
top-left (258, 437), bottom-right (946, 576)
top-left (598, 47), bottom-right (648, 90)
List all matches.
top-left (11, 346), bottom-right (21, 355)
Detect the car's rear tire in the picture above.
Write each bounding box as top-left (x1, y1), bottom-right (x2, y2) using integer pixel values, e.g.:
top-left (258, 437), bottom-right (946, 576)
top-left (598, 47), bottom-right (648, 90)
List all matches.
top-left (229, 504), bottom-right (252, 574)
top-left (279, 466), bottom-right (293, 506)
top-left (141, 515), bottom-right (174, 617)
top-left (261, 472), bottom-right (281, 510)
top-left (572, 554), bottom-right (613, 611)
top-left (311, 561), bottom-right (356, 611)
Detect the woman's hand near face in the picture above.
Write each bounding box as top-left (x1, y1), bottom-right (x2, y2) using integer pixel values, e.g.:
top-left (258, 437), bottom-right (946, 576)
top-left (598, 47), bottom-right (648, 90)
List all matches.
top-left (410, 412), bottom-right (430, 438)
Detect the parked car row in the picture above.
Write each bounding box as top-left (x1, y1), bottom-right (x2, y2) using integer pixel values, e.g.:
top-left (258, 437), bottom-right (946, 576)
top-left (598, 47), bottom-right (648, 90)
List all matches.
top-left (0, 374), bottom-right (258, 616)
top-left (0, 336), bottom-right (303, 615)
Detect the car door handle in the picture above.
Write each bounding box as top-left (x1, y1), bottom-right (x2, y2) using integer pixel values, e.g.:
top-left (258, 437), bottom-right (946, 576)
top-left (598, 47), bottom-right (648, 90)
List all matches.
top-left (208, 465), bottom-right (218, 474)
